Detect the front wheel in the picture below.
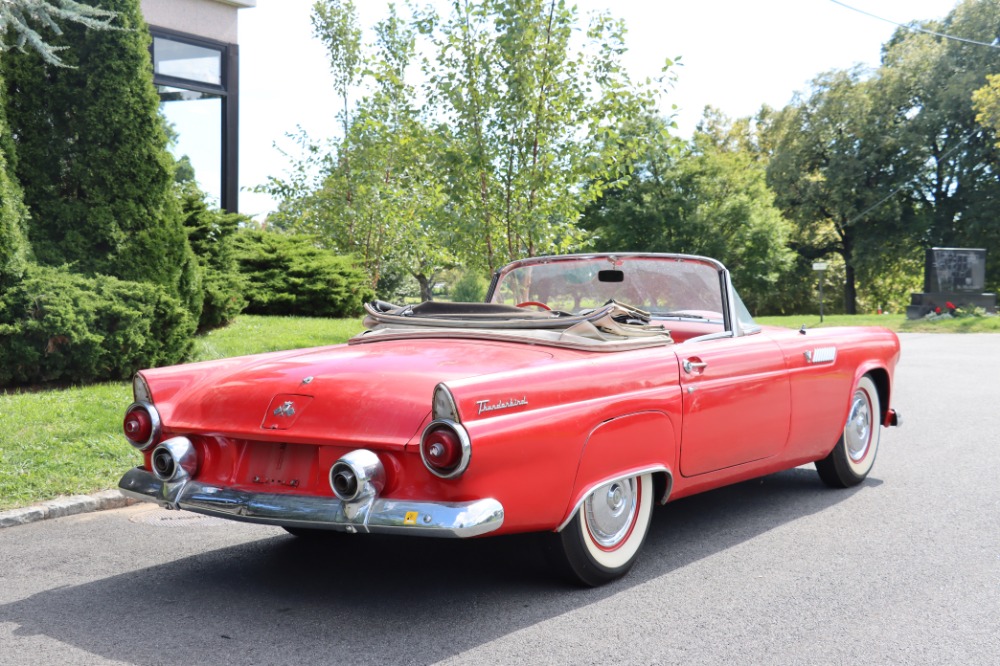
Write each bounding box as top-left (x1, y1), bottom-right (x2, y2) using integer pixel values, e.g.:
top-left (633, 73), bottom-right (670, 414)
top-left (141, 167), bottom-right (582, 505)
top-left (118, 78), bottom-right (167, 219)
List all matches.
top-left (816, 375), bottom-right (881, 488)
top-left (546, 473), bottom-right (653, 586)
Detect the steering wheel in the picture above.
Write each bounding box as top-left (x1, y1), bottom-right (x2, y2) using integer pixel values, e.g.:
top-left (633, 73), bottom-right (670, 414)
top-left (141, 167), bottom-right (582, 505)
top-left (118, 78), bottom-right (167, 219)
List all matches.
top-left (516, 301), bottom-right (551, 311)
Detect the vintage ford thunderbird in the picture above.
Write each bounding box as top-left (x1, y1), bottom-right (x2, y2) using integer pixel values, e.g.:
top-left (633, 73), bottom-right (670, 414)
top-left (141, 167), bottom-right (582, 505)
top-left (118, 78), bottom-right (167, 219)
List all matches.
top-left (119, 253), bottom-right (901, 585)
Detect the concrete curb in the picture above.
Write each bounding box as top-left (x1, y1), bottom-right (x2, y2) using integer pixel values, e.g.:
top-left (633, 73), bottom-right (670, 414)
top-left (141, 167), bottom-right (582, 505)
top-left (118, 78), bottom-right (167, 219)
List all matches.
top-left (0, 490), bottom-right (135, 529)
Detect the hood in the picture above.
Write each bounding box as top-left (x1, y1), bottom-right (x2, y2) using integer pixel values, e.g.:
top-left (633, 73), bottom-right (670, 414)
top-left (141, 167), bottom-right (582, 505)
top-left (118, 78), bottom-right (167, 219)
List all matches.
top-left (143, 339), bottom-right (562, 449)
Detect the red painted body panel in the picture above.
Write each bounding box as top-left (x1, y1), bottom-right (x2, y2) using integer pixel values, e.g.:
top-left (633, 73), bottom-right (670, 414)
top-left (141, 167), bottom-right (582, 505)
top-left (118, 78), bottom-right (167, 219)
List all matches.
top-left (131, 321), bottom-right (900, 536)
top-left (677, 335), bottom-right (791, 476)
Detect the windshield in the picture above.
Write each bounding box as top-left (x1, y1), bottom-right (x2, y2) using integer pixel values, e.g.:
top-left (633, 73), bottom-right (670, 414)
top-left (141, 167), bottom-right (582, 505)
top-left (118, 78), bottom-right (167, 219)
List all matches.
top-left (488, 254), bottom-right (726, 319)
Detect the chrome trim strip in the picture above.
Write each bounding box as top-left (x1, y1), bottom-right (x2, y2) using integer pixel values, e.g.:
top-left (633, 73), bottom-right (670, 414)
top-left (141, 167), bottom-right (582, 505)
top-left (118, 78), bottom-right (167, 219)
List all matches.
top-left (805, 346), bottom-right (837, 364)
top-left (556, 465), bottom-right (671, 532)
top-left (432, 383), bottom-right (460, 422)
top-left (132, 373), bottom-right (152, 403)
top-left (685, 331), bottom-right (734, 344)
top-left (118, 467), bottom-right (504, 538)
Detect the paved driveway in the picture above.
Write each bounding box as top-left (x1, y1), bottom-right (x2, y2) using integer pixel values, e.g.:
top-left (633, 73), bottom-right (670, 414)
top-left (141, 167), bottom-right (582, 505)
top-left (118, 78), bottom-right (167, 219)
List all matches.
top-left (0, 333), bottom-right (997, 665)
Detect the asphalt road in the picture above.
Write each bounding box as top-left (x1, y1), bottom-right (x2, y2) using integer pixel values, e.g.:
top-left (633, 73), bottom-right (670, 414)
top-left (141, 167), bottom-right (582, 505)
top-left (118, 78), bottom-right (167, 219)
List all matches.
top-left (1, 333), bottom-right (998, 666)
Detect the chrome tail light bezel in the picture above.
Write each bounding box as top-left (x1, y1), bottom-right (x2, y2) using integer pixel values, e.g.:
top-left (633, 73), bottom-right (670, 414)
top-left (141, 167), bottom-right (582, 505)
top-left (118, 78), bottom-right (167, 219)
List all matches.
top-left (420, 420), bottom-right (472, 479)
top-left (123, 401), bottom-right (162, 451)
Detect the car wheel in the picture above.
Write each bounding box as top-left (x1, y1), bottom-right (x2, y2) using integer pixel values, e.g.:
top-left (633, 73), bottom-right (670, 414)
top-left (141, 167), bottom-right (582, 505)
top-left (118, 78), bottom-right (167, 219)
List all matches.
top-left (547, 473), bottom-right (653, 586)
top-left (816, 375), bottom-right (881, 488)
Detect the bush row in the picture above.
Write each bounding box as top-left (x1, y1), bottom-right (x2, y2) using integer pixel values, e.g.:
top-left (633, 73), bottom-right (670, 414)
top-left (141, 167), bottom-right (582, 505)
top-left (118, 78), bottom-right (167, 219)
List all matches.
top-left (234, 230), bottom-right (374, 318)
top-left (0, 264), bottom-right (195, 386)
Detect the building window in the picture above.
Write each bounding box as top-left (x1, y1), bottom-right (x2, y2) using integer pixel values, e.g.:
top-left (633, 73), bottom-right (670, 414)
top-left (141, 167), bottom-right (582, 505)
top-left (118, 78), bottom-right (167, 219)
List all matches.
top-left (150, 28), bottom-right (239, 212)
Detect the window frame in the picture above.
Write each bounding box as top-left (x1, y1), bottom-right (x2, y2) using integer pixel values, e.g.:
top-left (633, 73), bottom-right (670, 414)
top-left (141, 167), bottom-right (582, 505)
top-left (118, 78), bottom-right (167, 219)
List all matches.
top-left (149, 26), bottom-right (239, 212)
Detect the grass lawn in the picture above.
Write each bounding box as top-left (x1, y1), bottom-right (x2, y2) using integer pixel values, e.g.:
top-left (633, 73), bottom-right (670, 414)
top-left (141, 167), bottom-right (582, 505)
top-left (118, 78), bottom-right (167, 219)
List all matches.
top-left (1, 310), bottom-right (996, 511)
top-left (757, 313), bottom-right (1000, 333)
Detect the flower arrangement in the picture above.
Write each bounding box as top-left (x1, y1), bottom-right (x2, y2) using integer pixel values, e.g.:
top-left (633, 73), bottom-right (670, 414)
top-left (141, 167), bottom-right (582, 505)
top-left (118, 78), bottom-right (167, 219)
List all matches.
top-left (924, 301), bottom-right (992, 320)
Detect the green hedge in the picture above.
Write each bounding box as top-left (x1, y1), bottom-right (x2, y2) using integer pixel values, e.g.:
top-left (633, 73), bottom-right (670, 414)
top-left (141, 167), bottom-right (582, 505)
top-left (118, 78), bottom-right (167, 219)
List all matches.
top-left (234, 230), bottom-right (373, 318)
top-left (0, 265), bottom-right (194, 386)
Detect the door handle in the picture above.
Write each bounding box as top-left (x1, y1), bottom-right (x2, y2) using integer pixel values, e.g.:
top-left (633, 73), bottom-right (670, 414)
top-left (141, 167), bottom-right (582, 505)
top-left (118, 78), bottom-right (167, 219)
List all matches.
top-left (683, 359), bottom-right (708, 374)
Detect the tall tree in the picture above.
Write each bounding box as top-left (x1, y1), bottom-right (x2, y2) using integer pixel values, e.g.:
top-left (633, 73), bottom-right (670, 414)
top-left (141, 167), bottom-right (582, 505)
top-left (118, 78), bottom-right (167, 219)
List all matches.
top-left (766, 68), bottom-right (919, 314)
top-left (0, 73), bottom-right (29, 287)
top-left (1, 0), bottom-right (117, 286)
top-left (880, 0), bottom-right (1000, 288)
top-left (264, 0), bottom-right (668, 296)
top-left (418, 0), bottom-right (662, 273)
top-left (3, 0), bottom-right (201, 314)
top-left (582, 112), bottom-right (796, 314)
top-left (266, 3), bottom-right (452, 300)
top-left (973, 73), bottom-right (1000, 144)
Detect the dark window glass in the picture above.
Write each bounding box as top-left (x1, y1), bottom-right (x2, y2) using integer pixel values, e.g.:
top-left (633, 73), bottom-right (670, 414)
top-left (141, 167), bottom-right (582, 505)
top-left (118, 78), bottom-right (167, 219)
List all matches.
top-left (153, 36), bottom-right (222, 86)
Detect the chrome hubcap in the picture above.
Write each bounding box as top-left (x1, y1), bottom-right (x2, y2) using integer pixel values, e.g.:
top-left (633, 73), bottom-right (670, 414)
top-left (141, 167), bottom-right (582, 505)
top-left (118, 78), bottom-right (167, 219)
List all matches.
top-left (845, 390), bottom-right (872, 462)
top-left (584, 478), bottom-right (638, 548)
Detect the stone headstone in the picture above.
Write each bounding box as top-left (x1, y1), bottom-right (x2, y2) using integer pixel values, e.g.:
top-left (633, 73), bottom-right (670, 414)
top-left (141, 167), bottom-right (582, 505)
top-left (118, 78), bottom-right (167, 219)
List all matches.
top-left (924, 248), bottom-right (985, 293)
top-left (907, 247), bottom-right (997, 319)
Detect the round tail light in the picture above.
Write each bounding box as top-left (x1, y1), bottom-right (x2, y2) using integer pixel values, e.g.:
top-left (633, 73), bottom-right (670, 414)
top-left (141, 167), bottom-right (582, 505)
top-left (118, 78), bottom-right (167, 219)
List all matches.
top-left (123, 402), bottom-right (161, 451)
top-left (420, 421), bottom-right (471, 479)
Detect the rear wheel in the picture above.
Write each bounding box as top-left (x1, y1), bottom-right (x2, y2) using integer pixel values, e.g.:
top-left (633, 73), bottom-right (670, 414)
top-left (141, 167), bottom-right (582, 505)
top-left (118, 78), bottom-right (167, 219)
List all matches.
top-left (816, 375), bottom-right (881, 488)
top-left (547, 473), bottom-right (653, 586)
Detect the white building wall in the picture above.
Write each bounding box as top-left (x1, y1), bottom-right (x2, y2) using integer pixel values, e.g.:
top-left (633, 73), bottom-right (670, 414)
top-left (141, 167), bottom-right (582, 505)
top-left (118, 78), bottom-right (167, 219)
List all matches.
top-left (141, 0), bottom-right (255, 43)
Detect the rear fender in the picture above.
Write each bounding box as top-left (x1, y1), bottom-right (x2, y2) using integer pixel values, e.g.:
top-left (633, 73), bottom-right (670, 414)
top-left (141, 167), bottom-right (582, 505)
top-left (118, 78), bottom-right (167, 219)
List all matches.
top-left (557, 411), bottom-right (676, 530)
top-left (853, 362), bottom-right (892, 427)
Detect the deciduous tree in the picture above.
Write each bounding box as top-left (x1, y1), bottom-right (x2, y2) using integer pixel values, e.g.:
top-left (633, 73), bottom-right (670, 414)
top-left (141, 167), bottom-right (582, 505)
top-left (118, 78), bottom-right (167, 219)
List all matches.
top-left (582, 112), bottom-right (795, 314)
top-left (880, 0), bottom-right (1000, 289)
top-left (766, 68), bottom-right (920, 314)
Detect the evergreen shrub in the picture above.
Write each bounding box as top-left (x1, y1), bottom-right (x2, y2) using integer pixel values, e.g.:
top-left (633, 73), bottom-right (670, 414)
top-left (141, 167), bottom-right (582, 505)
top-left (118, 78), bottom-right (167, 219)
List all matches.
top-left (451, 270), bottom-right (488, 303)
top-left (179, 185), bottom-right (247, 330)
top-left (2, 0), bottom-right (202, 318)
top-left (0, 264), bottom-right (194, 387)
top-left (234, 230), bottom-right (373, 318)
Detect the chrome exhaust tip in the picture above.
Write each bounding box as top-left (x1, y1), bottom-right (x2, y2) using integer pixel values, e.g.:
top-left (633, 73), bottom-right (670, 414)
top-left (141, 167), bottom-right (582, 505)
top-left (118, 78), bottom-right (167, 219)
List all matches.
top-left (150, 437), bottom-right (198, 482)
top-left (330, 449), bottom-right (385, 502)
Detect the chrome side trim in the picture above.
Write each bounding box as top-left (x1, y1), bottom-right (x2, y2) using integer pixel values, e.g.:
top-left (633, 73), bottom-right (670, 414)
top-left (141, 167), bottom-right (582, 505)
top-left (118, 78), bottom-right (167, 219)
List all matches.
top-left (118, 467), bottom-right (504, 538)
top-left (432, 383), bottom-right (460, 422)
top-left (132, 374), bottom-right (152, 403)
top-left (556, 465), bottom-right (671, 532)
top-left (805, 347), bottom-right (837, 364)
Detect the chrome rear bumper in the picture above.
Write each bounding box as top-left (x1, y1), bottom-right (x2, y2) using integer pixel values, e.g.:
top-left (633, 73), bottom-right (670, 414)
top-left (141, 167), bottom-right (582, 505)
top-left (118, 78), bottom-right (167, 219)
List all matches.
top-left (118, 467), bottom-right (504, 538)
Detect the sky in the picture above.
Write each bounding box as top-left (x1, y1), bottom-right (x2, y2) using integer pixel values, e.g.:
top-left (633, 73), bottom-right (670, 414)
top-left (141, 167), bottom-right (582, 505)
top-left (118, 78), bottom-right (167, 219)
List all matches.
top-left (233, 0), bottom-right (962, 218)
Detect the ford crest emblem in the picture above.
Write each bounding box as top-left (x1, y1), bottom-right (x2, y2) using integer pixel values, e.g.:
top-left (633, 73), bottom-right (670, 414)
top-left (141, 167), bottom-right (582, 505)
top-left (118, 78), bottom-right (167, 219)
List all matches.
top-left (273, 401), bottom-right (296, 417)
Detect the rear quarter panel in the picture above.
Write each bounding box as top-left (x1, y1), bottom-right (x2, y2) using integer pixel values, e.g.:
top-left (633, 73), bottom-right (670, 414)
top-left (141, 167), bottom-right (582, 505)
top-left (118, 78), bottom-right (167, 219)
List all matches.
top-left (431, 348), bottom-right (683, 533)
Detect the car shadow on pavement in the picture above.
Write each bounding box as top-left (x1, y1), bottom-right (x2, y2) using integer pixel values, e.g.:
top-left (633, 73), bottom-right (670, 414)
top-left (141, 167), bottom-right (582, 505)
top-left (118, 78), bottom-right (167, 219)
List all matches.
top-left (0, 468), bottom-right (878, 666)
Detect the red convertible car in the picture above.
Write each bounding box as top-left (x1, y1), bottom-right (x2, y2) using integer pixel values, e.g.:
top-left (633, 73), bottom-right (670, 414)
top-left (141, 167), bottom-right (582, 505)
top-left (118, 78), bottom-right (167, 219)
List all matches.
top-left (119, 253), bottom-right (901, 586)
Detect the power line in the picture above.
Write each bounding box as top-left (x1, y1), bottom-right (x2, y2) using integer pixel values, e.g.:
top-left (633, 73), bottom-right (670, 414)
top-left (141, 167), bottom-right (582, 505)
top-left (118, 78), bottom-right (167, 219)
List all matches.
top-left (828, 0), bottom-right (1000, 50)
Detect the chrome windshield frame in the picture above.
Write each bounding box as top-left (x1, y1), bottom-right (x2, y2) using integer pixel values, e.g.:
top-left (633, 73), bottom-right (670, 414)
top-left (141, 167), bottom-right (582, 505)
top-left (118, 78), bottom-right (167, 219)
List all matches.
top-left (487, 253), bottom-right (756, 337)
